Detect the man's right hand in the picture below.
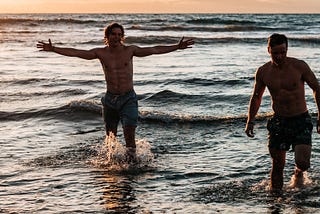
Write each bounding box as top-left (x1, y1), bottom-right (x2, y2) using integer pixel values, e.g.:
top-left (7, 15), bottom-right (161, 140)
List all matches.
top-left (245, 122), bottom-right (255, 137)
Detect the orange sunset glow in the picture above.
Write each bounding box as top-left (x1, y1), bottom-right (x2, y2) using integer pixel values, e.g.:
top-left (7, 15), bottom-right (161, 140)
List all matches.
top-left (0, 0), bottom-right (320, 13)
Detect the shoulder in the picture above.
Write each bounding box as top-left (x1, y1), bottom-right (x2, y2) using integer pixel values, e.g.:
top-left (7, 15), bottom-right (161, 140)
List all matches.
top-left (288, 57), bottom-right (311, 71)
top-left (126, 44), bottom-right (146, 56)
top-left (287, 57), bottom-right (307, 66)
top-left (258, 61), bottom-right (272, 71)
top-left (91, 47), bottom-right (105, 50)
top-left (90, 47), bottom-right (107, 53)
top-left (126, 45), bottom-right (140, 51)
top-left (256, 61), bottom-right (271, 78)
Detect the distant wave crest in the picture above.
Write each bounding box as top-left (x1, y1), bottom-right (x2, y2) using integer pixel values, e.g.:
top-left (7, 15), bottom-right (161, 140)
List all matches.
top-left (0, 99), bottom-right (252, 124)
top-left (0, 17), bottom-right (97, 25)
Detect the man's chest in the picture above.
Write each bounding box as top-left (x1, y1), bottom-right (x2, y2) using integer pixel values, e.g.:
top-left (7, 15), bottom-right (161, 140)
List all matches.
top-left (264, 69), bottom-right (303, 92)
top-left (101, 52), bottom-right (133, 70)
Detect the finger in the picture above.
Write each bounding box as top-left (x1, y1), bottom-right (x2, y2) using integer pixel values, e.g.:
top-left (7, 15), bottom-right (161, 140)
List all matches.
top-left (179, 36), bottom-right (184, 44)
top-left (36, 44), bottom-right (44, 48)
top-left (245, 128), bottom-right (254, 137)
top-left (247, 132), bottom-right (254, 138)
top-left (250, 130), bottom-right (254, 137)
top-left (185, 39), bottom-right (195, 46)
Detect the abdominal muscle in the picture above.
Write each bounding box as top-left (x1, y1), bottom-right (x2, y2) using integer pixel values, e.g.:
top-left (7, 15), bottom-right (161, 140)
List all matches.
top-left (104, 69), bottom-right (134, 95)
top-left (271, 89), bottom-right (308, 117)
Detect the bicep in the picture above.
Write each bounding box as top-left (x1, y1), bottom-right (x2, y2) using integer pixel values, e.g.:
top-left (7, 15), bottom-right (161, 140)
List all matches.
top-left (133, 46), bottom-right (156, 57)
top-left (302, 62), bottom-right (320, 91)
top-left (79, 49), bottom-right (99, 60)
top-left (252, 70), bottom-right (266, 98)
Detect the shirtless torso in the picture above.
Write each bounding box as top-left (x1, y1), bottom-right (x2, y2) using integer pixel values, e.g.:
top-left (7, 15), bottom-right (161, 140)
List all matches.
top-left (256, 57), bottom-right (308, 117)
top-left (96, 46), bottom-right (135, 94)
top-left (247, 43), bottom-right (320, 122)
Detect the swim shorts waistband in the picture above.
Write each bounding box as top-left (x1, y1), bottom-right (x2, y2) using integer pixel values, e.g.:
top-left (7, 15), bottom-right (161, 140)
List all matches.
top-left (273, 111), bottom-right (309, 120)
top-left (106, 90), bottom-right (135, 96)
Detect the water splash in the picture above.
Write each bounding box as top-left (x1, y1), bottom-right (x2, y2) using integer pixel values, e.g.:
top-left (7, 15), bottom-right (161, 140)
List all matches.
top-left (194, 176), bottom-right (319, 210)
top-left (288, 171), bottom-right (313, 190)
top-left (250, 179), bottom-right (270, 192)
top-left (91, 134), bottom-right (155, 172)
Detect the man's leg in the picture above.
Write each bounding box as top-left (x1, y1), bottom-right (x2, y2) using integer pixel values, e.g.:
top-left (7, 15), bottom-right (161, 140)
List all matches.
top-left (106, 127), bottom-right (117, 138)
top-left (102, 102), bottom-right (119, 138)
top-left (292, 144), bottom-right (311, 187)
top-left (123, 126), bottom-right (136, 148)
top-left (117, 90), bottom-right (138, 161)
top-left (123, 126), bottom-right (136, 161)
top-left (269, 147), bottom-right (286, 194)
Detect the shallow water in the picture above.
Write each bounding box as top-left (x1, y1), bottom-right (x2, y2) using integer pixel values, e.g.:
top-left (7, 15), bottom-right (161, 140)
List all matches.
top-left (2, 118), bottom-right (319, 213)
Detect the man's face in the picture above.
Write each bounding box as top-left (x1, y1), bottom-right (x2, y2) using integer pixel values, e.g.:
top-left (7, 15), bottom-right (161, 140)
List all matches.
top-left (268, 43), bottom-right (287, 66)
top-left (107, 27), bottom-right (123, 47)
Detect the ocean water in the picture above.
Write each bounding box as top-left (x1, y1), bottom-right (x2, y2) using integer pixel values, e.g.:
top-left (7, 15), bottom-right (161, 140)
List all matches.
top-left (0, 13), bottom-right (320, 213)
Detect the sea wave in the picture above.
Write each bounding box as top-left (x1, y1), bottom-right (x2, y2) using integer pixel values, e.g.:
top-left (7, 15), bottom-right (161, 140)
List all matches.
top-left (175, 78), bottom-right (251, 86)
top-left (125, 36), bottom-right (264, 45)
top-left (0, 89), bottom-right (87, 102)
top-left (0, 100), bottom-right (101, 121)
top-left (1, 77), bottom-right (104, 87)
top-left (138, 110), bottom-right (273, 124)
top-left (141, 90), bottom-right (252, 112)
top-left (135, 77), bottom-right (251, 89)
top-left (0, 16), bottom-right (295, 34)
top-left (3, 34), bottom-right (319, 47)
top-left (142, 90), bottom-right (205, 104)
top-left (291, 37), bottom-right (320, 45)
top-left (0, 17), bottom-right (97, 26)
top-left (80, 36), bottom-right (320, 46)
top-left (128, 24), bottom-right (280, 33)
top-left (186, 17), bottom-right (257, 25)
top-left (0, 99), bottom-right (274, 124)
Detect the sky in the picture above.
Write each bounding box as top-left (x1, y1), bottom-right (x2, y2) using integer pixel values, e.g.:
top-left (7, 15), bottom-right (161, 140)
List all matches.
top-left (0, 0), bottom-right (320, 14)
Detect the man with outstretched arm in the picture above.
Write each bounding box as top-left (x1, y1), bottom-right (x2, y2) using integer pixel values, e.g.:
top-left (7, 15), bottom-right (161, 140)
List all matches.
top-left (37, 22), bottom-right (194, 161)
top-left (245, 33), bottom-right (320, 195)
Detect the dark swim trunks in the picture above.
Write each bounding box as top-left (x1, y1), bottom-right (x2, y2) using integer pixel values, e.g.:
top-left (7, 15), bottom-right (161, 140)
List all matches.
top-left (267, 111), bottom-right (313, 151)
top-left (101, 90), bottom-right (138, 129)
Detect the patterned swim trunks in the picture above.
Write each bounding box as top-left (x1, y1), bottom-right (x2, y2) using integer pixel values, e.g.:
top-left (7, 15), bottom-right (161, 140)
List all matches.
top-left (267, 111), bottom-right (313, 151)
top-left (101, 90), bottom-right (138, 129)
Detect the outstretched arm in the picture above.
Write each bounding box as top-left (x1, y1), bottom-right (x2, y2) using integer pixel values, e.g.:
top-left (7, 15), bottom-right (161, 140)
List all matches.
top-left (133, 37), bottom-right (194, 57)
top-left (37, 39), bottom-right (98, 60)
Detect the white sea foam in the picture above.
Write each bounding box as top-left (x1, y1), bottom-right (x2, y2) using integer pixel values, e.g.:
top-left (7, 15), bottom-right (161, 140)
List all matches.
top-left (92, 133), bottom-right (155, 172)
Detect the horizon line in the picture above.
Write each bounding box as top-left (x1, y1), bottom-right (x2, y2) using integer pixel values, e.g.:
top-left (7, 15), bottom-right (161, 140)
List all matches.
top-left (1, 12), bottom-right (320, 14)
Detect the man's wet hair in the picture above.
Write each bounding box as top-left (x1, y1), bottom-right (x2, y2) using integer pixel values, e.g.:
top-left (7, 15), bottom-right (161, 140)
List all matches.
top-left (104, 23), bottom-right (125, 45)
top-left (268, 33), bottom-right (288, 48)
